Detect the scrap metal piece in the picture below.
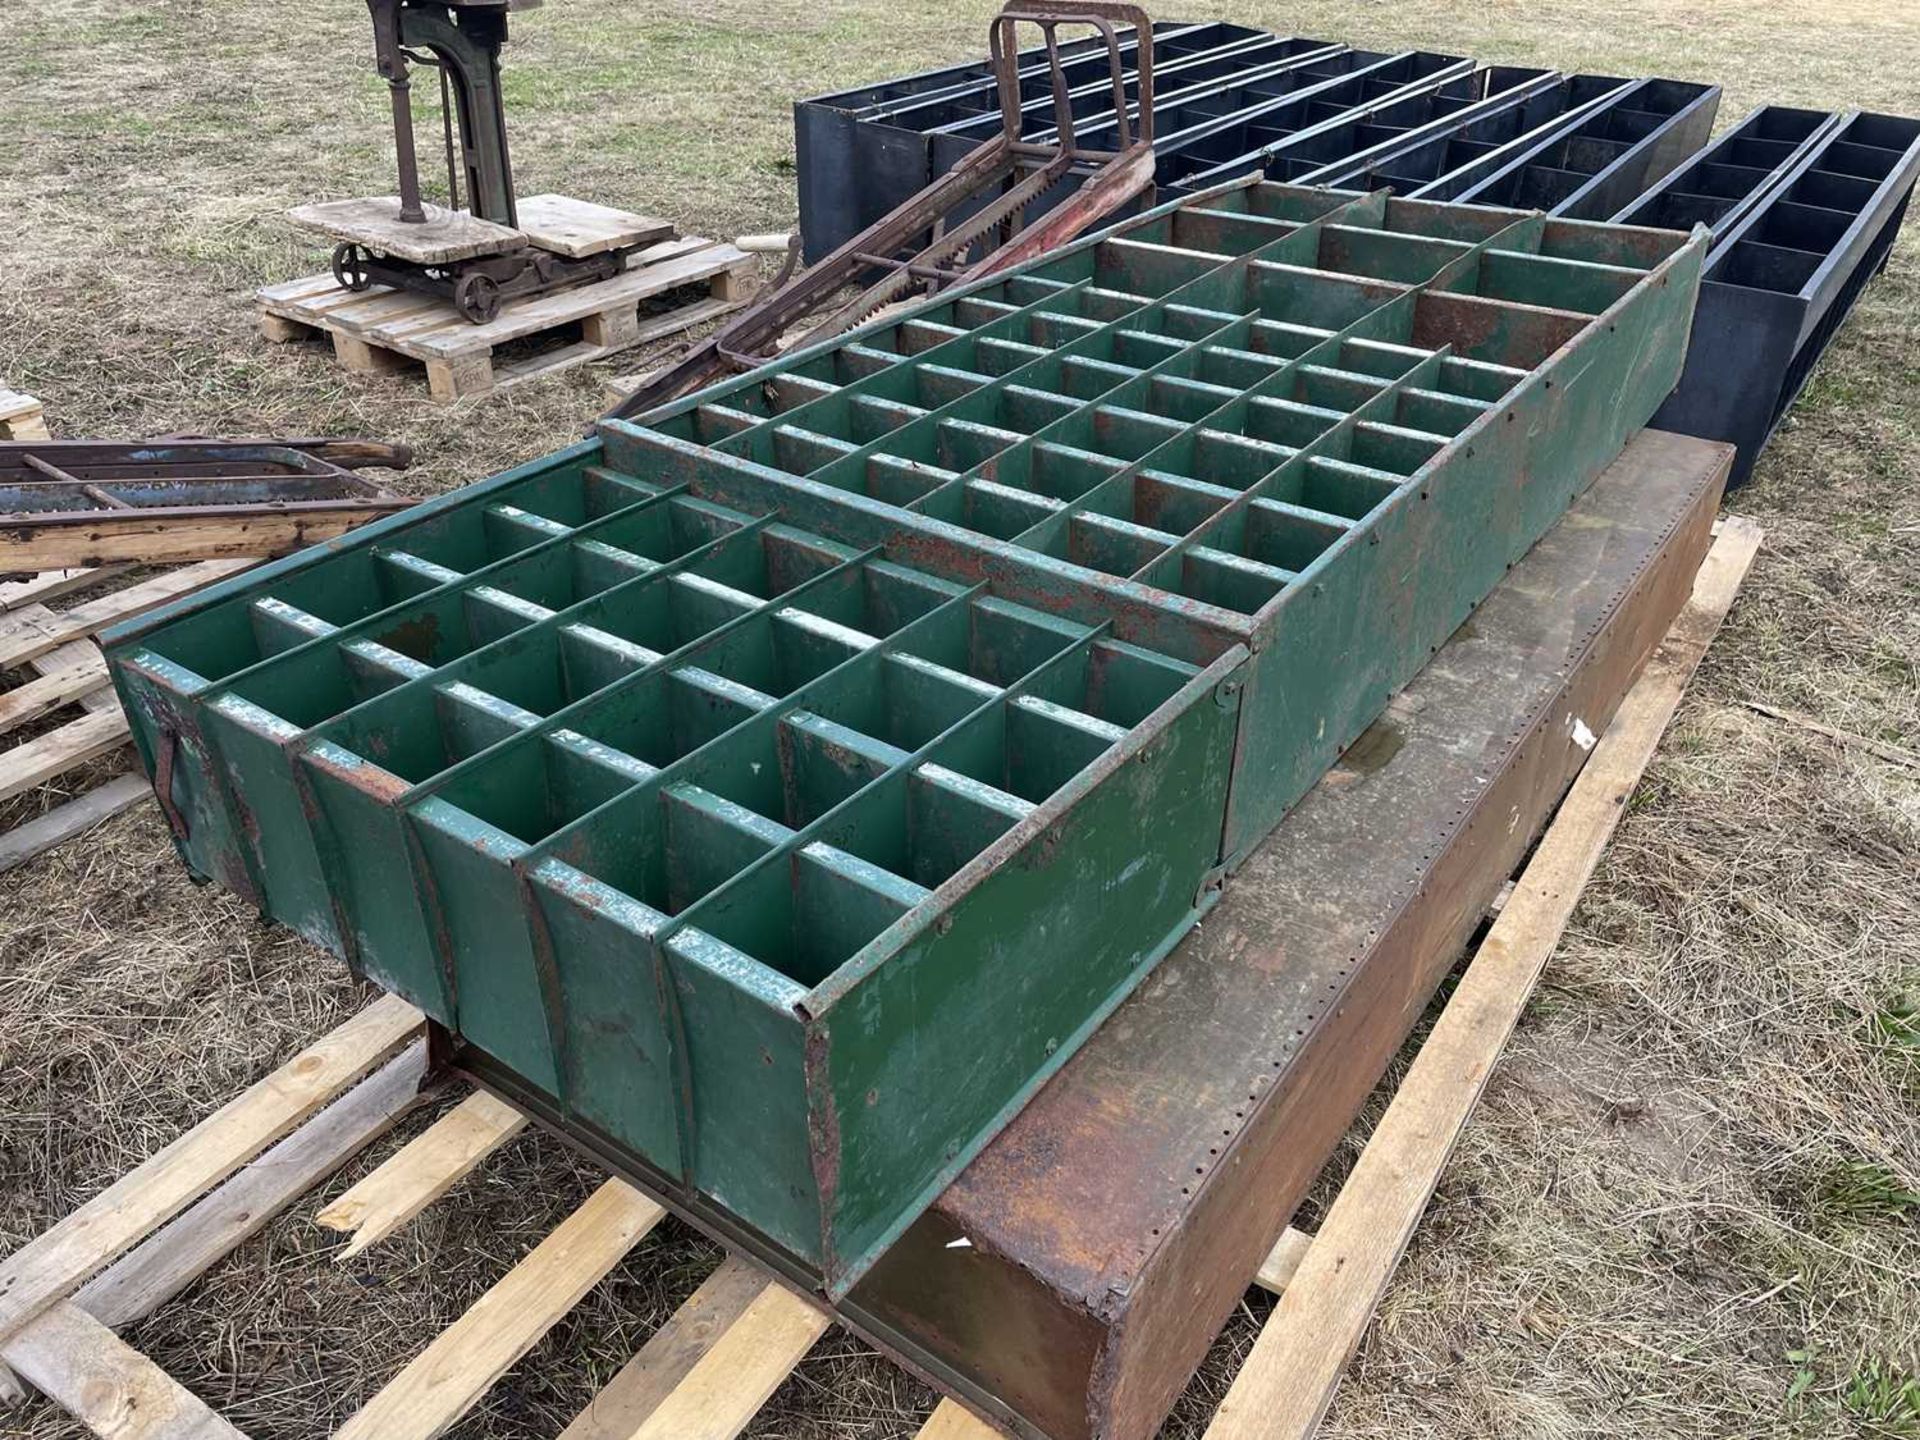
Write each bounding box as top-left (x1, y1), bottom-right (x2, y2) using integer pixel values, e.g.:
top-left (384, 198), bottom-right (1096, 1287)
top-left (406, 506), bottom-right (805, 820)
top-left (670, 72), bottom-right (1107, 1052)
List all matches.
top-left (0, 438), bottom-right (413, 569)
top-left (603, 0), bottom-right (1161, 423)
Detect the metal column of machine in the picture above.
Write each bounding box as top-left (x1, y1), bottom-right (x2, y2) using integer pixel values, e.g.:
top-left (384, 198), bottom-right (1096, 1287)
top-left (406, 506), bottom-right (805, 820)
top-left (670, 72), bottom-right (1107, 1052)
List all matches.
top-left (295, 0), bottom-right (676, 324)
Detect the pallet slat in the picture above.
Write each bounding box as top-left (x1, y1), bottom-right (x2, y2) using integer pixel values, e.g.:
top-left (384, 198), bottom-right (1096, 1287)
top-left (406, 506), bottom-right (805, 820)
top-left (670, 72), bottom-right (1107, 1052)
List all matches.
top-left (0, 654), bottom-right (111, 737)
top-left (78, 1045), bottom-right (434, 1330)
top-left (1254, 1226), bottom-right (1313, 1295)
top-left (1202, 518), bottom-right (1765, 1440)
top-left (256, 238), bottom-right (755, 404)
top-left (0, 773), bottom-right (149, 876)
top-left (3, 1302), bottom-right (249, 1440)
top-left (0, 1047), bottom-right (431, 1419)
top-left (558, 1255), bottom-right (768, 1440)
top-left (3, 507), bottom-right (408, 572)
top-left (0, 709), bottom-right (130, 802)
top-left (0, 995), bottom-right (423, 1343)
top-left (0, 388), bottom-right (51, 442)
top-left (331, 1179), bottom-right (665, 1440)
top-left (32, 639), bottom-right (122, 715)
top-left (917, 1400), bottom-right (1002, 1439)
top-left (315, 1089), bottom-right (527, 1259)
top-left (619, 1281), bottom-right (829, 1440)
top-left (0, 568), bottom-right (130, 614)
top-left (0, 561), bottom-right (252, 672)
top-left (414, 245), bottom-right (750, 356)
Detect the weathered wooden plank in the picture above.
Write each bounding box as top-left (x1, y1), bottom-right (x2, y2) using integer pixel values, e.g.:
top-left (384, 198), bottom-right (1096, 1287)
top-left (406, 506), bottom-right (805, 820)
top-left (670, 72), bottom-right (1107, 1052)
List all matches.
top-left (78, 1045), bottom-right (434, 1329)
top-left (31, 639), bottom-right (122, 715)
top-left (2, 507), bottom-right (405, 572)
top-left (0, 654), bottom-right (110, 736)
top-left (0, 568), bottom-right (130, 614)
top-left (0, 773), bottom-right (149, 876)
top-left (0, 389), bottom-right (51, 442)
top-left (0, 995), bottom-right (423, 1343)
top-left (331, 1179), bottom-right (664, 1440)
top-left (0, 1048), bottom-right (431, 1418)
top-left (620, 1282), bottom-right (830, 1440)
top-left (1253, 1226), bottom-right (1312, 1296)
top-left (557, 1255), bottom-right (768, 1440)
top-left (0, 561), bottom-right (252, 672)
top-left (406, 244), bottom-right (750, 358)
top-left (0, 709), bottom-right (130, 802)
top-left (515, 194), bottom-right (676, 259)
top-left (1202, 518), bottom-right (1765, 1440)
top-left (3, 1302), bottom-right (248, 1440)
top-left (315, 1089), bottom-right (526, 1259)
top-left (286, 198), bottom-right (524, 264)
top-left (916, 1399), bottom-right (1004, 1440)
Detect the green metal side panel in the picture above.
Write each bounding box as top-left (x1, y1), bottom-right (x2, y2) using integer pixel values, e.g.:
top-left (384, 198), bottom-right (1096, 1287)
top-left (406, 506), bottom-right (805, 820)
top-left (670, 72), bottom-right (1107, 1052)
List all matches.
top-left (524, 865), bottom-right (688, 1180)
top-left (808, 645), bottom-right (1243, 1286)
top-left (99, 176), bottom-right (1704, 1297)
top-left (666, 931), bottom-right (820, 1260)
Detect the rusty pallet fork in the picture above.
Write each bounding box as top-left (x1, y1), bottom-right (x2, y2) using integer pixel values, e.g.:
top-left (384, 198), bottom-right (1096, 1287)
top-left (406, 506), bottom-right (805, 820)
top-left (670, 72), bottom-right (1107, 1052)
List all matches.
top-left (604, 0), bottom-right (1157, 422)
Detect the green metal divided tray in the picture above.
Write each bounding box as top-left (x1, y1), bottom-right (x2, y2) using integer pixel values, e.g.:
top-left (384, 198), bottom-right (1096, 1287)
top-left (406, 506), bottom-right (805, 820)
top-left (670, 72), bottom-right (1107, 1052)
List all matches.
top-left (102, 178), bottom-right (1704, 1296)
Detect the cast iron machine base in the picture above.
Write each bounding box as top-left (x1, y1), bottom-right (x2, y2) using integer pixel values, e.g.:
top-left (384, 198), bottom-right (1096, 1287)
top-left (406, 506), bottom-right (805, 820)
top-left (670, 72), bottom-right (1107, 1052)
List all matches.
top-left (330, 239), bottom-right (624, 325)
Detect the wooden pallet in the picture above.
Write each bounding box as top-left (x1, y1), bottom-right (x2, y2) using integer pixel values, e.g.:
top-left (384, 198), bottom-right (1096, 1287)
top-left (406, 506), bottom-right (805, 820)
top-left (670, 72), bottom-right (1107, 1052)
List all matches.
top-left (257, 238), bottom-right (757, 403)
top-left (0, 560), bottom-right (252, 872)
top-left (0, 520), bottom-right (1761, 1440)
top-left (0, 387), bottom-right (51, 441)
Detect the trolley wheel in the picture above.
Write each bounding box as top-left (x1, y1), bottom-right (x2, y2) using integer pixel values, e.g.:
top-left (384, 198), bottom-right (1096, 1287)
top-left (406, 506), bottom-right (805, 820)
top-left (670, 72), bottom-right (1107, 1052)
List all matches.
top-left (331, 243), bottom-right (372, 292)
top-left (454, 271), bottom-right (502, 325)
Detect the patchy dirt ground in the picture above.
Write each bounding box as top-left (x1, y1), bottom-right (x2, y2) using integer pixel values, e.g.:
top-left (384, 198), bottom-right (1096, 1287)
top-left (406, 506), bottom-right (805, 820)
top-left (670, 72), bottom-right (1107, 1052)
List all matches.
top-left (2, 1), bottom-right (1916, 1437)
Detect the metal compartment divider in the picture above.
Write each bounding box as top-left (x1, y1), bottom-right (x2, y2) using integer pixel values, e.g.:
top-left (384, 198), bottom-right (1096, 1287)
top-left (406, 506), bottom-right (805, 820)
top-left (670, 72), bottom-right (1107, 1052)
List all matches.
top-left (1165, 63), bottom-right (1559, 190)
top-left (1444, 76), bottom-right (1721, 218)
top-left (103, 176), bottom-right (1704, 1299)
top-left (1641, 107), bottom-right (1920, 486)
top-left (1613, 103), bottom-right (1843, 240)
top-left (1303, 72), bottom-right (1639, 197)
top-left (1137, 51), bottom-right (1477, 188)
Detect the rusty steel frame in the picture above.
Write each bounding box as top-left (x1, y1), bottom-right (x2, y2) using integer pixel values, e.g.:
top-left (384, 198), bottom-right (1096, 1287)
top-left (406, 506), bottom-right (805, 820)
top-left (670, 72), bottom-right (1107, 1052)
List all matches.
top-left (604, 0), bottom-right (1160, 423)
top-left (0, 438), bottom-right (413, 570)
top-left (792, 19), bottom-right (1256, 259)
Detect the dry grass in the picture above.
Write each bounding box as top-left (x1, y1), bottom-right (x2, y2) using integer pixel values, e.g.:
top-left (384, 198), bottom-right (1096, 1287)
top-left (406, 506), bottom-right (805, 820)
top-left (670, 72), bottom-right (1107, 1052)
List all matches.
top-left (2, 1), bottom-right (1918, 1437)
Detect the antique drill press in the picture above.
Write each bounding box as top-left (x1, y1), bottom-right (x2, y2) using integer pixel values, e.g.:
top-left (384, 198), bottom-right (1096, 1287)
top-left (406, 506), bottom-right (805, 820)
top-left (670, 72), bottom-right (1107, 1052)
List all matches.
top-left (292, 0), bottom-right (672, 323)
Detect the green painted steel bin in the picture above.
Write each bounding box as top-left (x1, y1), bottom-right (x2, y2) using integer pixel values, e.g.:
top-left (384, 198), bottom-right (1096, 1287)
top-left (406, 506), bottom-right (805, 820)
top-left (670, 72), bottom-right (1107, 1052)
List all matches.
top-left (103, 176), bottom-right (1704, 1295)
